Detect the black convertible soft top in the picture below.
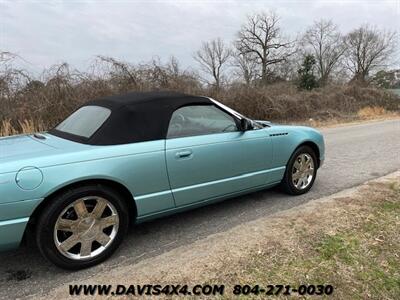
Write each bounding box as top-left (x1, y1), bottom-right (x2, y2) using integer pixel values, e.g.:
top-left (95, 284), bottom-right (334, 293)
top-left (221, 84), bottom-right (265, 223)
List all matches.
top-left (50, 91), bottom-right (213, 145)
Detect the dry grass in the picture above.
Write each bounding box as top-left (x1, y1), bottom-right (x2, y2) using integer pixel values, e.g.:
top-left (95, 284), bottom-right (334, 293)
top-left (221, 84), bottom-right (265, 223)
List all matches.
top-left (1, 108), bottom-right (398, 138)
top-left (18, 119), bottom-right (44, 134)
top-left (0, 119), bottom-right (18, 136)
top-left (358, 105), bottom-right (387, 119)
top-left (0, 119), bottom-right (44, 137)
top-left (1, 59), bottom-right (399, 138)
top-left (221, 83), bottom-right (400, 123)
top-left (210, 179), bottom-right (400, 299)
top-left (292, 111), bottom-right (400, 128)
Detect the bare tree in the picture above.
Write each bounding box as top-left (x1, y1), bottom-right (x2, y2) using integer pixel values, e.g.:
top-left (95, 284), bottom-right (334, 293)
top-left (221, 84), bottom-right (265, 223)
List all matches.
top-left (194, 38), bottom-right (232, 89)
top-left (236, 12), bottom-right (293, 85)
top-left (302, 19), bottom-right (346, 85)
top-left (344, 25), bottom-right (397, 83)
top-left (232, 51), bottom-right (259, 85)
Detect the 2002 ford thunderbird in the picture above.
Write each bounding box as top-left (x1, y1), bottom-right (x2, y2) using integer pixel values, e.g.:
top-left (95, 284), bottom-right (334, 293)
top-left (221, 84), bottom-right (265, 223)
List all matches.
top-left (0, 92), bottom-right (324, 269)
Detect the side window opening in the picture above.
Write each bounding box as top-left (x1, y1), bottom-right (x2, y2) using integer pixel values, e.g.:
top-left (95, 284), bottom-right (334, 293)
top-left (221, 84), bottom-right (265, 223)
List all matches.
top-left (167, 105), bottom-right (238, 139)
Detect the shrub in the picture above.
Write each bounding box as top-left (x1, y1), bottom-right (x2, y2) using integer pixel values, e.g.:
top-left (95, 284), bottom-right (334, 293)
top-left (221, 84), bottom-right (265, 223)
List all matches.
top-left (0, 60), bottom-right (399, 136)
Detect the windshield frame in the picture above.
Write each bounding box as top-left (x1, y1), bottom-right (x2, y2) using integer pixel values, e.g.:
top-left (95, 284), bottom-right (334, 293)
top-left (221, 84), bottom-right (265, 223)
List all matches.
top-left (207, 97), bottom-right (266, 129)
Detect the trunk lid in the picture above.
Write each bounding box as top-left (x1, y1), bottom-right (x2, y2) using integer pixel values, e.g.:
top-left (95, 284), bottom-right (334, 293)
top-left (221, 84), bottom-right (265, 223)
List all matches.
top-left (0, 133), bottom-right (88, 174)
top-left (0, 134), bottom-right (57, 161)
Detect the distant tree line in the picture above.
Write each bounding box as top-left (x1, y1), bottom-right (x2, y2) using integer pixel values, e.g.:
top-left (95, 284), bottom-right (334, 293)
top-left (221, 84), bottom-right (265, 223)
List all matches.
top-left (194, 12), bottom-right (398, 90)
top-left (1, 11), bottom-right (398, 96)
top-left (1, 11), bottom-right (399, 135)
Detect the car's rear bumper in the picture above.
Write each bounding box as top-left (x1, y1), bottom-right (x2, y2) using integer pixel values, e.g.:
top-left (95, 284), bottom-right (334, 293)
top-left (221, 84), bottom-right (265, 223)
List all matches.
top-left (0, 217), bottom-right (29, 251)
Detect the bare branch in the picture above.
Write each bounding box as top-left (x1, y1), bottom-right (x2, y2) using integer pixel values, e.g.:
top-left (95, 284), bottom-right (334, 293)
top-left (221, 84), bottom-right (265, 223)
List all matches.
top-left (236, 12), bottom-right (294, 84)
top-left (302, 19), bottom-right (347, 85)
top-left (194, 38), bottom-right (232, 89)
top-left (344, 25), bottom-right (397, 83)
top-left (231, 51), bottom-right (259, 85)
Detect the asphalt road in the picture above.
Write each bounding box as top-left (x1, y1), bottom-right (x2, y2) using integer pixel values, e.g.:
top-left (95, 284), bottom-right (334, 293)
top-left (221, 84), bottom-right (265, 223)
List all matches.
top-left (0, 119), bottom-right (399, 299)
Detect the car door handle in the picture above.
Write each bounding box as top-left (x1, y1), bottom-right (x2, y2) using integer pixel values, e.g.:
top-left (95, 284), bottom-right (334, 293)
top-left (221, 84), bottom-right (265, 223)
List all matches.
top-left (175, 150), bottom-right (193, 159)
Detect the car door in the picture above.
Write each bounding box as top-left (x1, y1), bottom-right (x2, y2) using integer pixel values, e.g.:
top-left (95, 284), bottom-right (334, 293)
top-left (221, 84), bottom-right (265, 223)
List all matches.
top-left (165, 104), bottom-right (272, 207)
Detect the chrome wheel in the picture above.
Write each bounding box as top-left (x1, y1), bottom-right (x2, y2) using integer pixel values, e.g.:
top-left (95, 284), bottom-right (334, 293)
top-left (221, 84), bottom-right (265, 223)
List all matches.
top-left (54, 196), bottom-right (119, 260)
top-left (292, 153), bottom-right (315, 190)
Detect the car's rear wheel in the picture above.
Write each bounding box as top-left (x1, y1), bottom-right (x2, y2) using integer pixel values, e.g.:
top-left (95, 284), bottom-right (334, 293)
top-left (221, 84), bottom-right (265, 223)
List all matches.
top-left (281, 146), bottom-right (317, 195)
top-left (36, 185), bottom-right (129, 270)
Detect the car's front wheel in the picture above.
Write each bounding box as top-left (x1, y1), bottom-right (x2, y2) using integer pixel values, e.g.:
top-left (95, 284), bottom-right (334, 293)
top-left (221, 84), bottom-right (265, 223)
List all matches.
top-left (281, 145), bottom-right (317, 195)
top-left (36, 185), bottom-right (129, 270)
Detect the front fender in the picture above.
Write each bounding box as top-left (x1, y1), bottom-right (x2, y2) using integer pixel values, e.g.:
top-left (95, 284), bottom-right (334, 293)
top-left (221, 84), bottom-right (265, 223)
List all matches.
top-left (269, 125), bottom-right (325, 169)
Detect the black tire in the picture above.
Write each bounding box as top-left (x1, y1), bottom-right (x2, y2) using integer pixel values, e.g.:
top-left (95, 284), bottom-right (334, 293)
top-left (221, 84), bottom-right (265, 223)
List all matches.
top-left (281, 145), bottom-right (318, 195)
top-left (35, 184), bottom-right (129, 270)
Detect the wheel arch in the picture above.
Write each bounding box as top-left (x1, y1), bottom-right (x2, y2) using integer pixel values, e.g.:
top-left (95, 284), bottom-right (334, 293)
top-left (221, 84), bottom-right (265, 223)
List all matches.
top-left (26, 178), bottom-right (137, 232)
top-left (295, 141), bottom-right (321, 168)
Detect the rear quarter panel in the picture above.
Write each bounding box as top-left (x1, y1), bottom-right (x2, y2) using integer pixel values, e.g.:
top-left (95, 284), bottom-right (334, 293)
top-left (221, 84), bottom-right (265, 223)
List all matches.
top-left (0, 140), bottom-right (174, 221)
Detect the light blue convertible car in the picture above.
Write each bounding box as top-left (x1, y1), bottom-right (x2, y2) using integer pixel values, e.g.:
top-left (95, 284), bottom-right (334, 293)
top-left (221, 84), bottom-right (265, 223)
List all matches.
top-left (0, 92), bottom-right (324, 269)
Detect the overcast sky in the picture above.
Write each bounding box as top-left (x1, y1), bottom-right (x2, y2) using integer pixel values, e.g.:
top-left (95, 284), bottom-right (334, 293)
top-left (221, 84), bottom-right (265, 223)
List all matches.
top-left (1, 0), bottom-right (399, 74)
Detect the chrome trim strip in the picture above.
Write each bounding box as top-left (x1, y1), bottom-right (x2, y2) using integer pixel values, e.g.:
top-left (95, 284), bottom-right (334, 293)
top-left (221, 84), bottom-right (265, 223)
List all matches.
top-left (171, 166), bottom-right (285, 193)
top-left (135, 190), bottom-right (172, 200)
top-left (0, 217), bottom-right (29, 226)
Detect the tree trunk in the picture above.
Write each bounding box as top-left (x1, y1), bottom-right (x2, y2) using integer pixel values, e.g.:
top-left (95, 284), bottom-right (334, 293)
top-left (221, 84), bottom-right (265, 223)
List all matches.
top-left (261, 62), bottom-right (268, 85)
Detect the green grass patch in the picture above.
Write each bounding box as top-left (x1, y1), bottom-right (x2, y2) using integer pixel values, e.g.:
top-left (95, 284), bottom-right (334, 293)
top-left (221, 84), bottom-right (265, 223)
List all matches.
top-left (317, 234), bottom-right (359, 264)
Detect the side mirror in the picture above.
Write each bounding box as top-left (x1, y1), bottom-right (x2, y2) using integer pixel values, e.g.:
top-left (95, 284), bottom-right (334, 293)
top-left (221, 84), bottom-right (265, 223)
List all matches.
top-left (240, 118), bottom-right (253, 131)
